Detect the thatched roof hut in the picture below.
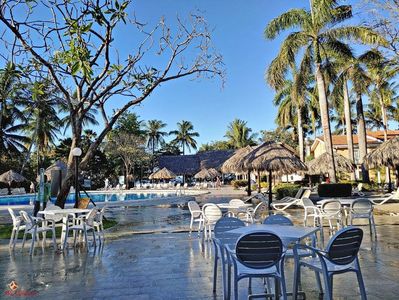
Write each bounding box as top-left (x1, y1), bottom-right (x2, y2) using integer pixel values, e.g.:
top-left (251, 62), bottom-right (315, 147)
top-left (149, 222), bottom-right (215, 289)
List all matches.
top-left (158, 150), bottom-right (234, 176)
top-left (0, 170), bottom-right (27, 184)
top-left (243, 142), bottom-right (307, 174)
top-left (365, 136), bottom-right (399, 169)
top-left (306, 152), bottom-right (355, 175)
top-left (194, 168), bottom-right (221, 180)
top-left (221, 146), bottom-right (254, 173)
top-left (149, 167), bottom-right (176, 180)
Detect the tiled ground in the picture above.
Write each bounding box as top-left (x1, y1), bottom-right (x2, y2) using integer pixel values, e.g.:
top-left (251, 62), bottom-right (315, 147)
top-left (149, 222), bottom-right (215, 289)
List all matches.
top-left (1, 196), bottom-right (399, 299)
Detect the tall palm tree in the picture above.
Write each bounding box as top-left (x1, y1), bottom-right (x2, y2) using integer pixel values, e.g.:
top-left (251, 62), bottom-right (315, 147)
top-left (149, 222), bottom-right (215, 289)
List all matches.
top-left (225, 119), bottom-right (257, 149)
top-left (0, 62), bottom-right (28, 157)
top-left (169, 121), bottom-right (199, 155)
top-left (145, 120), bottom-right (168, 155)
top-left (22, 80), bottom-right (62, 172)
top-left (265, 0), bottom-right (386, 182)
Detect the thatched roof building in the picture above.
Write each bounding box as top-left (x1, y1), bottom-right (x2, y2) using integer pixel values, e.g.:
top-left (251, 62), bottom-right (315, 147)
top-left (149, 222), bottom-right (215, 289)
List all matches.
top-left (149, 167), bottom-right (176, 180)
top-left (365, 136), bottom-right (399, 169)
top-left (221, 146), bottom-right (253, 173)
top-left (306, 152), bottom-right (355, 175)
top-left (158, 150), bottom-right (234, 176)
top-left (194, 168), bottom-right (221, 179)
top-left (0, 170), bottom-right (27, 184)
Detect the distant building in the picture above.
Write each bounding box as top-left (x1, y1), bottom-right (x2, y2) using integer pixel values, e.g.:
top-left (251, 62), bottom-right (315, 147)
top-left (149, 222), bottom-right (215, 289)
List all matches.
top-left (157, 150), bottom-right (234, 176)
top-left (311, 130), bottom-right (399, 164)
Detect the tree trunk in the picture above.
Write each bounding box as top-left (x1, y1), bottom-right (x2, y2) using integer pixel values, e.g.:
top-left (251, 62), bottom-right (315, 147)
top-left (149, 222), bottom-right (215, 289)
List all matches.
top-left (315, 63), bottom-right (337, 182)
top-left (297, 106), bottom-right (304, 162)
top-left (125, 163), bottom-right (129, 190)
top-left (356, 93), bottom-right (370, 182)
top-left (343, 80), bottom-right (355, 180)
top-left (257, 170), bottom-right (261, 193)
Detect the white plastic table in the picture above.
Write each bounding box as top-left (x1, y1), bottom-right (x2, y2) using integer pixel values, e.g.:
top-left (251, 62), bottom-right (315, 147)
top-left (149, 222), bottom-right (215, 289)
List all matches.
top-left (38, 208), bottom-right (90, 250)
top-left (216, 203), bottom-right (252, 209)
top-left (317, 198), bottom-right (358, 206)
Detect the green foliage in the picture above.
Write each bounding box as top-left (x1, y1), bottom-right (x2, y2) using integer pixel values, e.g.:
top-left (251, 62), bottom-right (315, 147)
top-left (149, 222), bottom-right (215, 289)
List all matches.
top-left (225, 119), bottom-right (257, 149)
top-left (199, 140), bottom-right (233, 151)
top-left (260, 128), bottom-right (298, 150)
top-left (318, 183), bottom-right (352, 197)
top-left (231, 179), bottom-right (248, 189)
top-left (113, 111), bottom-right (146, 136)
top-left (272, 183), bottom-right (301, 200)
top-left (169, 120), bottom-right (199, 155)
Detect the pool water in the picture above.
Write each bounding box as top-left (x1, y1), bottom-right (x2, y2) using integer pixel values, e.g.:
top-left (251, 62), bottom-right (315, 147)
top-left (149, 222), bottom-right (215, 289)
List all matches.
top-left (0, 192), bottom-right (178, 206)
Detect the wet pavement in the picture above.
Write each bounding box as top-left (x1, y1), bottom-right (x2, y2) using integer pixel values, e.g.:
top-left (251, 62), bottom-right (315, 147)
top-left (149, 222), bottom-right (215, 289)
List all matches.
top-left (1, 195), bottom-right (399, 299)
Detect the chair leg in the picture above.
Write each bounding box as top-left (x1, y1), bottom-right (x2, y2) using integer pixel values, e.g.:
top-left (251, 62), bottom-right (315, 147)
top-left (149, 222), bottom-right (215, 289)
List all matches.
top-left (293, 262), bottom-right (300, 299)
top-left (13, 226), bottom-right (20, 250)
top-left (356, 269), bottom-right (367, 300)
top-left (52, 228), bottom-right (56, 250)
top-left (83, 228), bottom-right (88, 247)
top-left (371, 215), bottom-right (377, 238)
top-left (92, 229), bottom-right (96, 247)
top-left (21, 229), bottom-right (27, 249)
top-left (233, 274), bottom-right (239, 300)
top-left (73, 230), bottom-right (78, 247)
top-left (213, 253), bottom-right (218, 293)
top-left (9, 228), bottom-right (16, 248)
top-left (315, 271), bottom-right (323, 295)
top-left (189, 216), bottom-right (194, 234)
top-left (197, 220), bottom-right (202, 236)
top-left (30, 228), bottom-right (37, 256)
top-left (323, 273), bottom-right (333, 300)
top-left (279, 266), bottom-right (287, 300)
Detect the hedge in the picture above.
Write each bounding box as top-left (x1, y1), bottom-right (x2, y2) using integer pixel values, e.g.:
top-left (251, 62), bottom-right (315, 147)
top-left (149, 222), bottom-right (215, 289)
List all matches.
top-left (317, 183), bottom-right (352, 197)
top-left (272, 183), bottom-right (302, 200)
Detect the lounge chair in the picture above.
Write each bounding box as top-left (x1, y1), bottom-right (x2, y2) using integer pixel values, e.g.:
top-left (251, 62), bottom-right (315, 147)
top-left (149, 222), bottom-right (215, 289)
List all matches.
top-left (352, 183), bottom-right (365, 197)
top-left (370, 187), bottom-right (399, 205)
top-left (0, 188), bottom-right (9, 196)
top-left (11, 188), bottom-right (21, 195)
top-left (272, 188), bottom-right (311, 211)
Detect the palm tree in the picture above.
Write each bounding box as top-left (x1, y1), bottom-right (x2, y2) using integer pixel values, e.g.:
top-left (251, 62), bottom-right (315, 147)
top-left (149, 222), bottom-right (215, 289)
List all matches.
top-left (265, 0), bottom-right (386, 182)
top-left (225, 119), bottom-right (257, 149)
top-left (145, 120), bottom-right (168, 155)
top-left (22, 80), bottom-right (62, 173)
top-left (0, 62), bottom-right (28, 157)
top-left (169, 121), bottom-right (199, 155)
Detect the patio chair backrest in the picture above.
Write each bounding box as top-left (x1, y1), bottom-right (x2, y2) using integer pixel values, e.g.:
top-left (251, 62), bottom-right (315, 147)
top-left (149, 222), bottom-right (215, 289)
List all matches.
top-left (294, 187), bottom-right (304, 199)
top-left (321, 200), bottom-right (341, 214)
top-left (263, 214), bottom-right (293, 226)
top-left (214, 217), bottom-right (245, 248)
top-left (351, 199), bottom-right (373, 214)
top-left (85, 208), bottom-right (98, 226)
top-left (326, 227), bottom-right (363, 265)
top-left (20, 211), bottom-right (35, 229)
top-left (8, 208), bottom-right (20, 225)
top-left (236, 232), bottom-right (283, 269)
top-left (188, 201), bottom-right (202, 218)
top-left (96, 206), bottom-right (106, 223)
top-left (202, 203), bottom-right (222, 224)
top-left (301, 197), bottom-right (315, 208)
top-left (229, 199), bottom-right (245, 207)
top-left (301, 189), bottom-right (311, 199)
top-left (253, 202), bottom-right (269, 220)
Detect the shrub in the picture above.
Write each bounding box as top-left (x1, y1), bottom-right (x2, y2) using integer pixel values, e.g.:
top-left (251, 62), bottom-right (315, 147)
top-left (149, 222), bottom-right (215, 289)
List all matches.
top-left (318, 183), bottom-right (352, 197)
top-left (272, 183), bottom-right (302, 200)
top-left (231, 179), bottom-right (248, 189)
top-left (260, 182), bottom-right (268, 189)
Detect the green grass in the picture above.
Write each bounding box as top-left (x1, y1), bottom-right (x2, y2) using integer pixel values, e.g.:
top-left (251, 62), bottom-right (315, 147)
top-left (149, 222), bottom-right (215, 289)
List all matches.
top-left (0, 219), bottom-right (118, 240)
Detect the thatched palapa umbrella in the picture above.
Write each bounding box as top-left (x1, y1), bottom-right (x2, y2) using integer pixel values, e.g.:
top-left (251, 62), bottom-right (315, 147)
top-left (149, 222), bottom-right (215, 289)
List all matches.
top-left (149, 167), bottom-right (176, 180)
top-left (242, 142), bottom-right (307, 204)
top-left (194, 168), bottom-right (221, 180)
top-left (365, 136), bottom-right (399, 188)
top-left (221, 146), bottom-right (254, 195)
top-left (306, 152), bottom-right (355, 176)
top-left (0, 170), bottom-right (27, 185)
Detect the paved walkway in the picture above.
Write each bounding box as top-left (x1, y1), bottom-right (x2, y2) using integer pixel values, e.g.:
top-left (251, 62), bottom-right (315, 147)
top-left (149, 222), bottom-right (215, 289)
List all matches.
top-left (1, 194), bottom-right (399, 299)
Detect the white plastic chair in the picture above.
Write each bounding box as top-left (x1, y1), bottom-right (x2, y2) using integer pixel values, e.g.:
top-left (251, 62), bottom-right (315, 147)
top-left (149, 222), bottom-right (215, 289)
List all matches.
top-left (8, 208), bottom-right (26, 249)
top-left (272, 189), bottom-right (311, 211)
top-left (320, 200), bottom-right (343, 231)
top-left (188, 201), bottom-right (204, 236)
top-left (293, 227), bottom-right (366, 300)
top-left (302, 198), bottom-right (322, 227)
top-left (20, 210), bottom-right (56, 255)
top-left (350, 199), bottom-right (376, 237)
top-left (93, 206), bottom-right (106, 243)
top-left (247, 202), bottom-right (269, 223)
top-left (202, 203), bottom-right (222, 240)
top-left (63, 208), bottom-right (98, 250)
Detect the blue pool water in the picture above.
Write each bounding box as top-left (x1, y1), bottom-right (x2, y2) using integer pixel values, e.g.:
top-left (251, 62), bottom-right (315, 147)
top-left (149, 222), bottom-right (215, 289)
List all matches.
top-left (0, 192), bottom-right (178, 206)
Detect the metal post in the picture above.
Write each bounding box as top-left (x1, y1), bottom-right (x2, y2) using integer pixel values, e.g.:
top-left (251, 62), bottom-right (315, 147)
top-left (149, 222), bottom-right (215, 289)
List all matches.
top-left (74, 156), bottom-right (79, 208)
top-left (247, 169), bottom-right (251, 196)
top-left (268, 170), bottom-right (273, 210)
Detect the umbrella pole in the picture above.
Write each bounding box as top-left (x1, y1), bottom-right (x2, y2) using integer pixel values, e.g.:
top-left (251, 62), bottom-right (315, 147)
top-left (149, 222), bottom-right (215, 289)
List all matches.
top-left (268, 170), bottom-right (272, 210)
top-left (247, 170), bottom-right (251, 196)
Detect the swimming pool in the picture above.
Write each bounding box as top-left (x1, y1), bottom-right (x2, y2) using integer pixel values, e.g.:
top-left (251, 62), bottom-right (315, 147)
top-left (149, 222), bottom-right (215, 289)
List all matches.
top-left (0, 192), bottom-right (179, 206)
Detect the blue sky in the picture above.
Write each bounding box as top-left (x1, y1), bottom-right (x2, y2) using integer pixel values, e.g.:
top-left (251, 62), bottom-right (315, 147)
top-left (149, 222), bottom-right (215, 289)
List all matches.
top-left (108, 0), bottom-right (314, 149)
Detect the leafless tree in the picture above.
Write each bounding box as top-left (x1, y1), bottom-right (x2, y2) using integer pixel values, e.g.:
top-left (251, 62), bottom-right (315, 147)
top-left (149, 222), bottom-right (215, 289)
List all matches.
top-left (0, 0), bottom-right (224, 206)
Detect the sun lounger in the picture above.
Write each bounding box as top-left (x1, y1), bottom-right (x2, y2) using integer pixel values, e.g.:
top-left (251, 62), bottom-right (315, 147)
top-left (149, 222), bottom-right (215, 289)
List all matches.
top-left (370, 188), bottom-right (399, 206)
top-left (271, 188), bottom-right (311, 211)
top-left (0, 188), bottom-right (9, 196)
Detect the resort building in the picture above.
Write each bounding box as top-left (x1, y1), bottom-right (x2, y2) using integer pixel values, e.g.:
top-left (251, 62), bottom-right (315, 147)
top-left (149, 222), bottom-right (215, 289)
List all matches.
top-left (311, 130), bottom-right (399, 164)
